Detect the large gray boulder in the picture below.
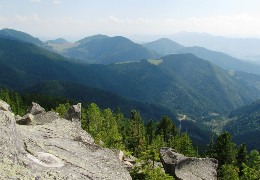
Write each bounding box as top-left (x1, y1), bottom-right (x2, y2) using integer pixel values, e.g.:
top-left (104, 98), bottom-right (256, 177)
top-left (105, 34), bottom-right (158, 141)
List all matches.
top-left (0, 100), bottom-right (131, 179)
top-left (159, 147), bottom-right (218, 180)
top-left (26, 102), bottom-right (46, 115)
top-left (65, 103), bottom-right (81, 122)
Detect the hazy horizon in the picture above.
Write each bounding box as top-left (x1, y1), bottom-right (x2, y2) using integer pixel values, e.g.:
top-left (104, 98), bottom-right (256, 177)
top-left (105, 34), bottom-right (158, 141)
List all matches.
top-left (1, 0), bottom-right (260, 41)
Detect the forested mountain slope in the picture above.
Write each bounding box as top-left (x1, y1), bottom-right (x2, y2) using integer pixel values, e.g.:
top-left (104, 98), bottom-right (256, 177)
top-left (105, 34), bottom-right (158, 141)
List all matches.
top-left (20, 80), bottom-right (177, 123)
top-left (224, 99), bottom-right (260, 151)
top-left (1, 38), bottom-right (259, 119)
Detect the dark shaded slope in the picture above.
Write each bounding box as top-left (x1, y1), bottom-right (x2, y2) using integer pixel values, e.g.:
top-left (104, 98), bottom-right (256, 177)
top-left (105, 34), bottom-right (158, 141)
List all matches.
top-left (224, 99), bottom-right (260, 151)
top-left (20, 80), bottom-right (177, 123)
top-left (107, 54), bottom-right (259, 117)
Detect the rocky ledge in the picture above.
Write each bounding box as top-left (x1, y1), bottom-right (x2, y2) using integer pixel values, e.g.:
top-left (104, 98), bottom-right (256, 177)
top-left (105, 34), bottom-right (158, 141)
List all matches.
top-left (159, 147), bottom-right (218, 180)
top-left (0, 100), bottom-right (131, 180)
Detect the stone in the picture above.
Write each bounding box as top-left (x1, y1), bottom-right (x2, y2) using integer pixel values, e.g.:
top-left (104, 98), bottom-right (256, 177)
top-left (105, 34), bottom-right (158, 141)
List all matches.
top-left (64, 103), bottom-right (81, 122)
top-left (0, 100), bottom-right (12, 112)
top-left (16, 114), bottom-right (35, 125)
top-left (159, 147), bottom-right (218, 180)
top-left (33, 111), bottom-right (60, 125)
top-left (123, 161), bottom-right (134, 171)
top-left (26, 102), bottom-right (46, 115)
top-left (112, 149), bottom-right (124, 162)
top-left (0, 100), bottom-right (131, 179)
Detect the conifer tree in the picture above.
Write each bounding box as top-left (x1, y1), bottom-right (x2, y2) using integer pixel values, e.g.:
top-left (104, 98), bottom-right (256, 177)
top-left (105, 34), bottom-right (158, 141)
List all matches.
top-left (214, 131), bottom-right (235, 166)
top-left (127, 110), bottom-right (146, 157)
top-left (146, 119), bottom-right (156, 145)
top-left (236, 143), bottom-right (248, 175)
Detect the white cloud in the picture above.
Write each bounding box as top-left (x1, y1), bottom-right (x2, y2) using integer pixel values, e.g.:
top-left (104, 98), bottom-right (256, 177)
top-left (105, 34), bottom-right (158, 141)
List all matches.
top-left (30, 0), bottom-right (41, 2)
top-left (53, 0), bottom-right (61, 4)
top-left (16, 14), bottom-right (40, 23)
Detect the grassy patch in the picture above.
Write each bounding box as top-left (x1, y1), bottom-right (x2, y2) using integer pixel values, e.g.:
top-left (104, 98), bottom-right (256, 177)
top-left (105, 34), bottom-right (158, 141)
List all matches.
top-left (147, 59), bottom-right (163, 65)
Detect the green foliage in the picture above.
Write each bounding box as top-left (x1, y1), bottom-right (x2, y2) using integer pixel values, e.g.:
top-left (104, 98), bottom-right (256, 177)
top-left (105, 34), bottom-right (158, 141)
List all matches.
top-left (52, 102), bottom-right (70, 118)
top-left (127, 110), bottom-right (146, 157)
top-left (224, 99), bottom-right (260, 152)
top-left (0, 86), bottom-right (26, 115)
top-left (218, 164), bottom-right (239, 180)
top-left (214, 131), bottom-right (235, 166)
top-left (146, 120), bottom-right (156, 145)
top-left (205, 134), bottom-right (215, 158)
top-left (240, 150), bottom-right (260, 179)
top-left (236, 143), bottom-right (248, 175)
top-left (156, 116), bottom-right (178, 143)
top-left (130, 144), bottom-right (174, 180)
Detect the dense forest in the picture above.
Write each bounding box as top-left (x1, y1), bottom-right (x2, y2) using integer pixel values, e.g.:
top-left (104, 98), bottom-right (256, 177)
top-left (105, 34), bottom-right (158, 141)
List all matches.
top-left (1, 87), bottom-right (259, 179)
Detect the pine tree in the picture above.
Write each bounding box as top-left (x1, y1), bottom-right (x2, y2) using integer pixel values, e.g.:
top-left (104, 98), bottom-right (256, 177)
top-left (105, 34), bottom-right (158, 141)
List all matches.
top-left (156, 116), bottom-right (174, 143)
top-left (146, 119), bottom-right (156, 145)
top-left (86, 103), bottom-right (104, 141)
top-left (236, 143), bottom-right (248, 175)
top-left (127, 110), bottom-right (146, 157)
top-left (2, 86), bottom-right (11, 104)
top-left (205, 134), bottom-right (215, 158)
top-left (214, 131), bottom-right (235, 166)
top-left (103, 108), bottom-right (123, 149)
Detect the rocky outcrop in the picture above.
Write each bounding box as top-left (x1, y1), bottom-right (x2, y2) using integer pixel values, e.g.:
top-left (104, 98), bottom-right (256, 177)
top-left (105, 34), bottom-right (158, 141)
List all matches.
top-left (159, 147), bottom-right (218, 180)
top-left (0, 100), bottom-right (131, 179)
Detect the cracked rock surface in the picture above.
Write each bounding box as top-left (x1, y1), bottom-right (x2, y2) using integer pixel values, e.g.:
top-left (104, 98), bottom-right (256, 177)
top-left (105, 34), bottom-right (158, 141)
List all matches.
top-left (159, 147), bottom-right (218, 180)
top-left (0, 100), bottom-right (131, 180)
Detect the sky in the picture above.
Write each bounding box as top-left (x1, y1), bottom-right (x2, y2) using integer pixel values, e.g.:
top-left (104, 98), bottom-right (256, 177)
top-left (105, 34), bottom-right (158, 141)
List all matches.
top-left (1, 0), bottom-right (260, 41)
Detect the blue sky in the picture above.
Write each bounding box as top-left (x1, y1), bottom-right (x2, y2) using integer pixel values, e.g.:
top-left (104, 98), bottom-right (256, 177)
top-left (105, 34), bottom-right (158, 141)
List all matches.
top-left (1, 0), bottom-right (260, 41)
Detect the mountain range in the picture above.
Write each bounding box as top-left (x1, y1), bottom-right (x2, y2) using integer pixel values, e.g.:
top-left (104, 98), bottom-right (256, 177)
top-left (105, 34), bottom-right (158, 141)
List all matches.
top-left (1, 37), bottom-right (259, 117)
top-left (1, 28), bottom-right (260, 149)
top-left (144, 38), bottom-right (260, 75)
top-left (156, 31), bottom-right (260, 63)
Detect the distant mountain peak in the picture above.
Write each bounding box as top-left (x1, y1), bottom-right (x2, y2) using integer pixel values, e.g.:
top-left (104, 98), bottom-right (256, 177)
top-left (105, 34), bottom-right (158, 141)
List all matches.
top-left (77, 34), bottom-right (109, 44)
top-left (144, 38), bottom-right (184, 56)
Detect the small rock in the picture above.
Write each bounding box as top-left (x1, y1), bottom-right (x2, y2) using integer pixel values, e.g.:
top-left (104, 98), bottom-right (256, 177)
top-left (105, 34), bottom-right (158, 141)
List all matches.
top-left (123, 161), bottom-right (134, 170)
top-left (26, 102), bottom-right (46, 115)
top-left (112, 149), bottom-right (124, 162)
top-left (16, 114), bottom-right (35, 125)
